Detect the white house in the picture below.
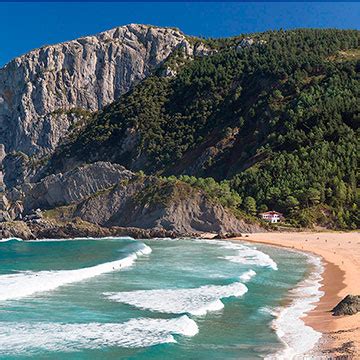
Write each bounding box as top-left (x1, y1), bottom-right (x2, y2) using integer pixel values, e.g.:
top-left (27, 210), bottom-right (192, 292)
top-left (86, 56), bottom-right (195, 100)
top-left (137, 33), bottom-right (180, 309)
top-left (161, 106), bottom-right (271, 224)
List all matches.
top-left (259, 211), bottom-right (284, 223)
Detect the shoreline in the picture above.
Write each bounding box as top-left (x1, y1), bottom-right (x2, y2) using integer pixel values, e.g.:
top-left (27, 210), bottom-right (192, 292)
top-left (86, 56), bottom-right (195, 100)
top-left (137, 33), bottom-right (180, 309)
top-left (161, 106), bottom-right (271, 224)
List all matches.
top-left (230, 231), bottom-right (360, 358)
top-left (2, 230), bottom-right (359, 356)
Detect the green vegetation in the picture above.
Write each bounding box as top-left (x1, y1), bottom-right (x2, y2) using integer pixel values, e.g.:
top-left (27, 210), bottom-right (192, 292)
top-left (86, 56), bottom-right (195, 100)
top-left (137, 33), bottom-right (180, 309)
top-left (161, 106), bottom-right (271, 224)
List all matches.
top-left (165, 175), bottom-right (242, 209)
top-left (133, 174), bottom-right (240, 210)
top-left (135, 174), bottom-right (259, 225)
top-left (47, 29), bottom-right (360, 229)
top-left (243, 196), bottom-right (257, 216)
top-left (43, 204), bottom-right (76, 221)
top-left (133, 177), bottom-right (192, 208)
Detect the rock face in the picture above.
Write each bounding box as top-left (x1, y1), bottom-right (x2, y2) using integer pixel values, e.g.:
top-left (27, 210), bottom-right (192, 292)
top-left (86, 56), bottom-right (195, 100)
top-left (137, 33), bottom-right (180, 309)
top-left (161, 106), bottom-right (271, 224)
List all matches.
top-left (1, 160), bottom-right (262, 235)
top-left (74, 176), bottom-right (262, 234)
top-left (0, 194), bottom-right (10, 222)
top-left (1, 160), bottom-right (263, 236)
top-left (21, 161), bottom-right (134, 211)
top-left (332, 295), bottom-right (360, 316)
top-left (0, 144), bottom-right (5, 191)
top-left (0, 219), bottom-right (181, 240)
top-left (0, 24), bottom-right (191, 155)
top-left (2, 152), bottom-right (33, 189)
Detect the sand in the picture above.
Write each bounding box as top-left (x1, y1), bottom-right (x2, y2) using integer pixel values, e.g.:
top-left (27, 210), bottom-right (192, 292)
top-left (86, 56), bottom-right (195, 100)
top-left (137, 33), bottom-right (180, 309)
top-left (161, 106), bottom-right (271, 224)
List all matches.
top-left (232, 231), bottom-right (360, 358)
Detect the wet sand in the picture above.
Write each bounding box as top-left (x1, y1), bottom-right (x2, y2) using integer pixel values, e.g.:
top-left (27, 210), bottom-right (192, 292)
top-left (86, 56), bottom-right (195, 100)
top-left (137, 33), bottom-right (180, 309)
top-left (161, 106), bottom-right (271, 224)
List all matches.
top-left (231, 231), bottom-right (360, 358)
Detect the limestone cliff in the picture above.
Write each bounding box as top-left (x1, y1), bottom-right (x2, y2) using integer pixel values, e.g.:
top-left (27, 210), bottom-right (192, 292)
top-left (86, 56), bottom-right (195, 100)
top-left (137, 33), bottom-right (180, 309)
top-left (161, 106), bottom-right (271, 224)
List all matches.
top-left (0, 24), bottom-right (192, 155)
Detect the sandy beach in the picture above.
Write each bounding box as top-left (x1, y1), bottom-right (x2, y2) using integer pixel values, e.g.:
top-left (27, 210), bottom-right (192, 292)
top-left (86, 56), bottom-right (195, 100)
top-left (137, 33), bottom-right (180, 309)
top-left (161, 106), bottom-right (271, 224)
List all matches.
top-left (231, 231), bottom-right (360, 358)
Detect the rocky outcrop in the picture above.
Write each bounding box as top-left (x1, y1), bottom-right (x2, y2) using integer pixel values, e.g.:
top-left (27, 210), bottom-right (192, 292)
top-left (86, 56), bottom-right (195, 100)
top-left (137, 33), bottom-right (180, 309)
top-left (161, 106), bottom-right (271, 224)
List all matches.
top-left (0, 145), bottom-right (9, 221)
top-left (332, 295), bottom-right (360, 316)
top-left (0, 194), bottom-right (10, 222)
top-left (0, 219), bottom-right (181, 240)
top-left (159, 193), bottom-right (260, 234)
top-left (0, 144), bottom-right (5, 191)
top-left (2, 152), bottom-right (34, 189)
top-left (21, 161), bottom-right (134, 211)
top-left (0, 24), bottom-right (193, 155)
top-left (73, 176), bottom-right (263, 234)
top-left (236, 37), bottom-right (267, 52)
top-left (0, 144), bottom-right (5, 163)
top-left (1, 160), bottom-right (263, 236)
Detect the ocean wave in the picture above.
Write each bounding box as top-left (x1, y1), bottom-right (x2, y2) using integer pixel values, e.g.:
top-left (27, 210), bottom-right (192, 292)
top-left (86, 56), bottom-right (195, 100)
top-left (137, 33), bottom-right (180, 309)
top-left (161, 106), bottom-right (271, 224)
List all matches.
top-left (0, 236), bottom-right (136, 243)
top-left (0, 238), bottom-right (23, 242)
top-left (0, 315), bottom-right (198, 354)
top-left (25, 236), bottom-right (135, 242)
top-left (265, 254), bottom-right (324, 359)
top-left (196, 239), bottom-right (278, 270)
top-left (0, 243), bottom-right (151, 301)
top-left (223, 245), bottom-right (278, 270)
top-left (239, 269), bottom-right (257, 282)
top-left (105, 281), bottom-right (248, 316)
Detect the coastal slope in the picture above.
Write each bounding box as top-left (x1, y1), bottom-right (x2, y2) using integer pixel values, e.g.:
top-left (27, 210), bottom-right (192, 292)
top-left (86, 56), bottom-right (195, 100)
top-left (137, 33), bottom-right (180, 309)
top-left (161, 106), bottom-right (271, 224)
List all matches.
top-left (19, 28), bottom-right (359, 230)
top-left (1, 161), bottom-right (262, 239)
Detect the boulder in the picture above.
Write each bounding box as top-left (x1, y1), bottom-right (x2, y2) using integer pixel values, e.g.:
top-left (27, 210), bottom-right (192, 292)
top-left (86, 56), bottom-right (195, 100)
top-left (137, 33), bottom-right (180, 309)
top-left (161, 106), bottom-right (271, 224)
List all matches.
top-left (332, 295), bottom-right (360, 316)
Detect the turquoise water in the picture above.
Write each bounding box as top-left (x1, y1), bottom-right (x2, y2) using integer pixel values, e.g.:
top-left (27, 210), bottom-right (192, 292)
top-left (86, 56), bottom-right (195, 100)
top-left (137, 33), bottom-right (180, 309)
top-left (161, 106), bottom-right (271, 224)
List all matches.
top-left (0, 237), bottom-right (319, 359)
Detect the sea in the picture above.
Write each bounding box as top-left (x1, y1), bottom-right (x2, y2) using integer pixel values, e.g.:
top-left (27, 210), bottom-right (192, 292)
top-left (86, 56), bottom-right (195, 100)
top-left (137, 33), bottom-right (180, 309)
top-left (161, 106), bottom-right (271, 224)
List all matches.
top-left (0, 237), bottom-right (324, 359)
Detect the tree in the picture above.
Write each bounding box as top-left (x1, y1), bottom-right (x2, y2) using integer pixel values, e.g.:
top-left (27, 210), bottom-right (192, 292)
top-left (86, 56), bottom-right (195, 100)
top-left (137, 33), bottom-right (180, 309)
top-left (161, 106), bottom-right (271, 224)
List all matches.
top-left (258, 204), bottom-right (268, 213)
top-left (334, 179), bottom-right (347, 204)
top-left (273, 89), bottom-right (284, 101)
top-left (243, 196), bottom-right (257, 215)
top-left (306, 188), bottom-right (321, 206)
top-left (284, 196), bottom-right (300, 212)
top-left (47, 29), bottom-right (359, 229)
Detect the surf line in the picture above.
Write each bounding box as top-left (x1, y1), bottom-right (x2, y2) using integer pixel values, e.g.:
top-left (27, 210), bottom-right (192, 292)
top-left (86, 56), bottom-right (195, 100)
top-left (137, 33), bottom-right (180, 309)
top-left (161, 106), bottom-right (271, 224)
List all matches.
top-left (0, 242), bottom-right (152, 301)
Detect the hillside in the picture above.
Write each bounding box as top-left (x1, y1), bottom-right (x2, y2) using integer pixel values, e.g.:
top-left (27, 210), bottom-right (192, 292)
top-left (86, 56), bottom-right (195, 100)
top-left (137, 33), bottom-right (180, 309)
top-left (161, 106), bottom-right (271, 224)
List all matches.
top-left (41, 28), bottom-right (359, 229)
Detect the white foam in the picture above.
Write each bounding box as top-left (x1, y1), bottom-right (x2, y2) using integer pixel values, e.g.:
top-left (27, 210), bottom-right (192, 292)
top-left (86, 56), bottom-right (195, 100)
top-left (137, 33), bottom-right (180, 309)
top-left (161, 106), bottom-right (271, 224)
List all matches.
top-left (239, 269), bottom-right (257, 282)
top-left (223, 244), bottom-right (278, 270)
top-left (25, 236), bottom-right (135, 242)
top-left (195, 239), bottom-right (278, 270)
top-left (265, 254), bottom-right (324, 359)
top-left (105, 281), bottom-right (248, 316)
top-left (0, 238), bottom-right (23, 242)
top-left (0, 315), bottom-right (198, 354)
top-left (0, 243), bottom-right (151, 301)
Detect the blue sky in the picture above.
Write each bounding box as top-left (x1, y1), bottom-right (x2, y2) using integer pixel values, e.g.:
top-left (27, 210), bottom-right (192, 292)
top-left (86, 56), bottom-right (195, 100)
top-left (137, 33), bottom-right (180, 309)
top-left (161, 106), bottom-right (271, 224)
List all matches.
top-left (1, 2), bottom-right (359, 66)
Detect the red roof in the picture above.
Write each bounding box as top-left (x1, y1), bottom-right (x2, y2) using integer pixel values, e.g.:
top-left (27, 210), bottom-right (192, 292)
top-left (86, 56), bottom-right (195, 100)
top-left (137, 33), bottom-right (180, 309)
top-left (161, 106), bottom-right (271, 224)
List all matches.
top-left (259, 211), bottom-right (283, 216)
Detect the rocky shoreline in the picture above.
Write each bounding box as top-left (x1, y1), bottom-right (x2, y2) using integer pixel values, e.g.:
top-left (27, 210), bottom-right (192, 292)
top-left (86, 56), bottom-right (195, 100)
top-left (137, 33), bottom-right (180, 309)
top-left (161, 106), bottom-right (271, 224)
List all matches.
top-left (0, 218), bottom-right (244, 241)
top-left (1, 219), bottom-right (186, 240)
top-left (0, 161), bottom-right (263, 240)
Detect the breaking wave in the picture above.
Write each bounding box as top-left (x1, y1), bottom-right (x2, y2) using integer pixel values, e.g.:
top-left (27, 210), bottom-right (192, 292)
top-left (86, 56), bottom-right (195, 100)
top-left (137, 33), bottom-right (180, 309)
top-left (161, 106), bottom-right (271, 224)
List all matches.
top-left (105, 281), bottom-right (248, 316)
top-left (239, 269), bottom-right (257, 282)
top-left (0, 238), bottom-right (23, 242)
top-left (222, 244), bottom-right (278, 270)
top-left (0, 242), bottom-right (151, 301)
top-left (0, 315), bottom-right (198, 355)
top-left (196, 239), bottom-right (278, 270)
top-left (0, 236), bottom-right (135, 243)
top-left (265, 254), bottom-right (324, 359)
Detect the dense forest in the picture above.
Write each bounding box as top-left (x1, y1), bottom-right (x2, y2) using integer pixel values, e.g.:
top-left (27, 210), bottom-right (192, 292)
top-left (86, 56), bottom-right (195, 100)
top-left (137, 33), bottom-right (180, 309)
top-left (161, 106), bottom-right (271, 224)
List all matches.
top-left (47, 29), bottom-right (360, 229)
